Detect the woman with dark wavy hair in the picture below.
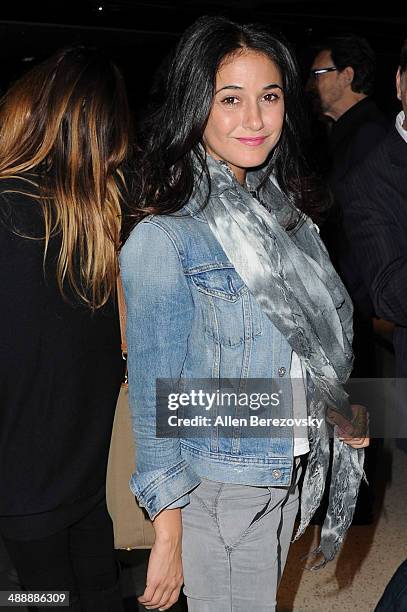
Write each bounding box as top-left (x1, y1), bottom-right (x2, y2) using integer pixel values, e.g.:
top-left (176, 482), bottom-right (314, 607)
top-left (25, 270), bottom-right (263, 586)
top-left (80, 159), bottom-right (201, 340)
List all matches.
top-left (0, 46), bottom-right (131, 609)
top-left (121, 16), bottom-right (368, 612)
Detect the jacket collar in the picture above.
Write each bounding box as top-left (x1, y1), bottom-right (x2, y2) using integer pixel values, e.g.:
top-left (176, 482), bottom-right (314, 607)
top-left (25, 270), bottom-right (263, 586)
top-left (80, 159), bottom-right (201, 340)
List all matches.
top-left (387, 125), bottom-right (407, 168)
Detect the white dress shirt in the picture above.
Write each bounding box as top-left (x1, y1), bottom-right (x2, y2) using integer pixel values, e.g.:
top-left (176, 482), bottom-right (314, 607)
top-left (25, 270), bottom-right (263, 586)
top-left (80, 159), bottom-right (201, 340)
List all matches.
top-left (395, 110), bottom-right (407, 143)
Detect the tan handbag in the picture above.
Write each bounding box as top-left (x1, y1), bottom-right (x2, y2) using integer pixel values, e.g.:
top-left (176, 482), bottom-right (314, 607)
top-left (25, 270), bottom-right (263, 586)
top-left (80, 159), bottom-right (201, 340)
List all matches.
top-left (106, 278), bottom-right (155, 549)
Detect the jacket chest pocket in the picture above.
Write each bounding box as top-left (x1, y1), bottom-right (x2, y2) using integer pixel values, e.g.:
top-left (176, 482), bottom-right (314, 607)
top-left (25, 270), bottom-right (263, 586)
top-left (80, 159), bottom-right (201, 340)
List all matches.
top-left (187, 265), bottom-right (262, 347)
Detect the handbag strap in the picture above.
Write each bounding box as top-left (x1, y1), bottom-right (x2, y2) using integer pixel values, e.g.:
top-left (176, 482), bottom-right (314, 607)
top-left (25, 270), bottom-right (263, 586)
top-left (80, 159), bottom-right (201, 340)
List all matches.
top-left (117, 275), bottom-right (128, 385)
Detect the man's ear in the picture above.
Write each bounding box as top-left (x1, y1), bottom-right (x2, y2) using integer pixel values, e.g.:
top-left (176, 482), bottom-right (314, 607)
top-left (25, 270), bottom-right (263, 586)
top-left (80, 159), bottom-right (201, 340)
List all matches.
top-left (396, 67), bottom-right (401, 101)
top-left (341, 66), bottom-right (354, 88)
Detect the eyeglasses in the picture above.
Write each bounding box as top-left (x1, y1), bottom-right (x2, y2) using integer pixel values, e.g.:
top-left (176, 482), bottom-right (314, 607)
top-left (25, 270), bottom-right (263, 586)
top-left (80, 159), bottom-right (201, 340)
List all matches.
top-left (309, 66), bottom-right (338, 79)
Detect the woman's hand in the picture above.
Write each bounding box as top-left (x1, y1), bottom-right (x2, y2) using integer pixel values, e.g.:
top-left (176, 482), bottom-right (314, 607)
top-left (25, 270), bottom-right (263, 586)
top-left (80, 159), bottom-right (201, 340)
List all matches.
top-left (138, 508), bottom-right (183, 611)
top-left (327, 404), bottom-right (370, 449)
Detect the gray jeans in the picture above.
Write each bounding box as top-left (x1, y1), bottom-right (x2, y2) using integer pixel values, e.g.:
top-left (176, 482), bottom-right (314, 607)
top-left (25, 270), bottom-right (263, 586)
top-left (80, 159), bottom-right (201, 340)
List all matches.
top-left (181, 461), bottom-right (301, 612)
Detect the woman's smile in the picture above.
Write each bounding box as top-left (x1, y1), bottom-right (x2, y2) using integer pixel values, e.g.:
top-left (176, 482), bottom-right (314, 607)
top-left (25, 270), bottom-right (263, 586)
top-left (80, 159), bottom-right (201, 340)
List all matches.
top-left (236, 136), bottom-right (268, 146)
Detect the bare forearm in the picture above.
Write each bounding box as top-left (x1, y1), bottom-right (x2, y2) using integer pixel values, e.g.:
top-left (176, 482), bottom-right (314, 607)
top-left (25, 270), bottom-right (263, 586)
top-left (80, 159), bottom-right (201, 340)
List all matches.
top-left (138, 508), bottom-right (184, 610)
top-left (153, 507), bottom-right (183, 541)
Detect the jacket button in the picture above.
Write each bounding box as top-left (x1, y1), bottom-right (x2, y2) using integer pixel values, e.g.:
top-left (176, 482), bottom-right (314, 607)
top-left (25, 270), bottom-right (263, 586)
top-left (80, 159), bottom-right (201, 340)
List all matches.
top-left (278, 366), bottom-right (286, 377)
top-left (272, 469), bottom-right (281, 479)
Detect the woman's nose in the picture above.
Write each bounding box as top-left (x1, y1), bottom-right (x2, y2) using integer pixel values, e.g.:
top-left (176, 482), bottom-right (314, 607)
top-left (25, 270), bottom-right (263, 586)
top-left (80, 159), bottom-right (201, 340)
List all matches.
top-left (242, 102), bottom-right (264, 131)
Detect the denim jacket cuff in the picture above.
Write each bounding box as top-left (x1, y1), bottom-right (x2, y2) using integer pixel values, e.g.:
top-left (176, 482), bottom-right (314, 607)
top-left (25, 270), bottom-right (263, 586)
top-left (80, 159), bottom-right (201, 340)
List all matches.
top-left (129, 458), bottom-right (201, 520)
top-left (165, 494), bottom-right (191, 510)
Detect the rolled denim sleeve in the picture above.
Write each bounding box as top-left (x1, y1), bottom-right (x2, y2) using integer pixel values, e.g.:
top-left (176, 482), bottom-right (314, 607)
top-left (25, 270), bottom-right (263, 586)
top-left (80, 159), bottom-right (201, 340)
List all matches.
top-left (120, 220), bottom-right (201, 520)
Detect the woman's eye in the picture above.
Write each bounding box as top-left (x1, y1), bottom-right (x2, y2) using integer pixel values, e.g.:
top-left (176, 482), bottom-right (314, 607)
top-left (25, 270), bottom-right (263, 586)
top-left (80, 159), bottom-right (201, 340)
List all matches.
top-left (263, 92), bottom-right (279, 103)
top-left (221, 96), bottom-right (239, 105)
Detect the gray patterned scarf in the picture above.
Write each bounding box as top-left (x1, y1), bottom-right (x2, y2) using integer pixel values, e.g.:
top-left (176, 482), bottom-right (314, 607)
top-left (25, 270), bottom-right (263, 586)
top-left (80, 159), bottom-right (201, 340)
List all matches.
top-left (194, 153), bottom-right (365, 566)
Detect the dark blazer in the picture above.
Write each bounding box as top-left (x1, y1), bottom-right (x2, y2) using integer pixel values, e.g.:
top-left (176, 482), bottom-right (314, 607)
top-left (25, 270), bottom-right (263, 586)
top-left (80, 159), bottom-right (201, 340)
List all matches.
top-left (321, 98), bottom-right (388, 314)
top-left (338, 127), bottom-right (407, 376)
top-left (329, 97), bottom-right (388, 188)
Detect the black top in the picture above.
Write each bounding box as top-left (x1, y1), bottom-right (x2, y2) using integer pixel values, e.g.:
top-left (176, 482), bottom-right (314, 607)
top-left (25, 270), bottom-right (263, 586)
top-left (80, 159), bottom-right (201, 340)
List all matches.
top-left (329, 97), bottom-right (388, 188)
top-left (0, 179), bottom-right (123, 521)
top-left (321, 98), bottom-right (389, 316)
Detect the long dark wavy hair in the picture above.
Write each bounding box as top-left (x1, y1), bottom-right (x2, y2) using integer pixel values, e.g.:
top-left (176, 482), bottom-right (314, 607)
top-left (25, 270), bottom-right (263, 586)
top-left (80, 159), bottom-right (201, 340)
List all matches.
top-left (123, 16), bottom-right (324, 241)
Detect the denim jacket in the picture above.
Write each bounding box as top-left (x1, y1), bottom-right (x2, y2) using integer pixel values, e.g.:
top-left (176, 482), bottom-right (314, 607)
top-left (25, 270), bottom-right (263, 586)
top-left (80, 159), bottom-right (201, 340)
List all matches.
top-left (120, 197), bottom-right (298, 520)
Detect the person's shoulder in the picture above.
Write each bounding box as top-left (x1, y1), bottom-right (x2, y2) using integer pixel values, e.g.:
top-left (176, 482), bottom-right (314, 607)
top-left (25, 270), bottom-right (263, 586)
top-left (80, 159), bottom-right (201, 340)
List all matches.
top-left (353, 119), bottom-right (388, 144)
top-left (134, 206), bottom-right (207, 249)
top-left (356, 98), bottom-right (388, 127)
top-left (383, 125), bottom-right (407, 165)
top-left (352, 128), bottom-right (397, 175)
top-left (0, 175), bottom-right (42, 233)
top-left (121, 215), bottom-right (185, 270)
top-left (346, 98), bottom-right (386, 135)
top-left (367, 128), bottom-right (404, 171)
top-left (121, 204), bottom-right (215, 276)
top-left (120, 215), bottom-right (190, 288)
top-left (349, 105), bottom-right (388, 156)
top-left (339, 128), bottom-right (403, 203)
top-left (126, 210), bottom-right (192, 245)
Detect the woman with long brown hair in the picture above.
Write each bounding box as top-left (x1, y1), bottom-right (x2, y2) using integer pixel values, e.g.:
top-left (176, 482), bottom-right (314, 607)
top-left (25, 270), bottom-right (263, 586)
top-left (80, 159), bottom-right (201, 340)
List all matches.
top-left (0, 46), bottom-right (131, 610)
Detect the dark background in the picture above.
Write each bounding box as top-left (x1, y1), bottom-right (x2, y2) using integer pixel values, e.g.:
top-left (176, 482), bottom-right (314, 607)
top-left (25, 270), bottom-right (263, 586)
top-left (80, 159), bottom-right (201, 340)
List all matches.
top-left (1, 1), bottom-right (406, 118)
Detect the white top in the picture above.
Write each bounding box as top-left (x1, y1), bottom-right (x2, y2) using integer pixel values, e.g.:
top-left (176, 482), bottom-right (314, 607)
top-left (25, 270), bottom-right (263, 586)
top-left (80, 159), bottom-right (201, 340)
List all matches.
top-left (395, 111), bottom-right (407, 144)
top-left (249, 173), bottom-right (310, 456)
top-left (291, 351), bottom-right (310, 456)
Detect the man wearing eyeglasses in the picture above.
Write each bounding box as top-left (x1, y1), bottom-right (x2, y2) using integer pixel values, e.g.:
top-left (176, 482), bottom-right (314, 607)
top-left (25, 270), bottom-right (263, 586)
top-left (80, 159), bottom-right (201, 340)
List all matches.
top-left (310, 35), bottom-right (388, 200)
top-left (309, 35), bottom-right (388, 375)
top-left (309, 36), bottom-right (387, 327)
top-left (309, 35), bottom-right (388, 527)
